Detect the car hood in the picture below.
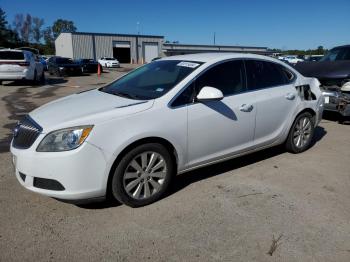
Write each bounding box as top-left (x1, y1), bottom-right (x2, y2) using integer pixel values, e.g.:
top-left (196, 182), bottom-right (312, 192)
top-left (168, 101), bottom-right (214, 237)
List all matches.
top-left (295, 61), bottom-right (350, 79)
top-left (29, 89), bottom-right (154, 132)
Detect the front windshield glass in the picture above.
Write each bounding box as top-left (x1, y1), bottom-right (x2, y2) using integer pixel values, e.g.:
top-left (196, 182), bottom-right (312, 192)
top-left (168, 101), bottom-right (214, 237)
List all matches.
top-left (320, 47), bottom-right (350, 61)
top-left (57, 58), bottom-right (74, 64)
top-left (101, 60), bottom-right (203, 100)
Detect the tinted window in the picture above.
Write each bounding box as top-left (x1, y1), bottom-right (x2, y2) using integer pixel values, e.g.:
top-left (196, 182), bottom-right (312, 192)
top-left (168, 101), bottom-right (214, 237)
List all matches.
top-left (101, 60), bottom-right (203, 100)
top-left (320, 47), bottom-right (350, 61)
top-left (245, 60), bottom-right (287, 90)
top-left (0, 51), bottom-right (25, 60)
top-left (56, 58), bottom-right (74, 64)
top-left (195, 60), bottom-right (245, 96)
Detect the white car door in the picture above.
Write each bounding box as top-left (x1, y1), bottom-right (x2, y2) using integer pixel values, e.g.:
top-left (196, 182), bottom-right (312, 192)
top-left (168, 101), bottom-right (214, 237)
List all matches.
top-left (244, 60), bottom-right (298, 146)
top-left (185, 60), bottom-right (256, 168)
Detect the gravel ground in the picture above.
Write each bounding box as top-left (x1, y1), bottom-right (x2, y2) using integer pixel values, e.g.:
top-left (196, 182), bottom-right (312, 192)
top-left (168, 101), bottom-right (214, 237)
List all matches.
top-left (0, 67), bottom-right (350, 261)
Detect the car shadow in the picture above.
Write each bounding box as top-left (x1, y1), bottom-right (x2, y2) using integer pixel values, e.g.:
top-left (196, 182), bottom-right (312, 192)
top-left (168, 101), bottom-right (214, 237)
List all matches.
top-left (79, 126), bottom-right (326, 209)
top-left (204, 101), bottom-right (238, 120)
top-left (322, 111), bottom-right (350, 125)
top-left (168, 126), bottom-right (326, 198)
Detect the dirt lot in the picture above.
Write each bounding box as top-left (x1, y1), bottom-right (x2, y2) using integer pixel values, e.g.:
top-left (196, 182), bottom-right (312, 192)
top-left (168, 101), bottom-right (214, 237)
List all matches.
top-left (0, 67), bottom-right (350, 262)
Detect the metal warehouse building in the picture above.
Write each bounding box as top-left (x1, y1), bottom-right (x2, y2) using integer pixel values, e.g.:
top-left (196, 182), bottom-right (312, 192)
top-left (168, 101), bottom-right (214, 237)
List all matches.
top-left (55, 32), bottom-right (270, 63)
top-left (55, 32), bottom-right (163, 63)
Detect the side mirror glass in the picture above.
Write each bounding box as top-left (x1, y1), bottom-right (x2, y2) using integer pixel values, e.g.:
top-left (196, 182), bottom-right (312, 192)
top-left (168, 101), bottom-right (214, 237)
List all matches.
top-left (196, 86), bottom-right (224, 102)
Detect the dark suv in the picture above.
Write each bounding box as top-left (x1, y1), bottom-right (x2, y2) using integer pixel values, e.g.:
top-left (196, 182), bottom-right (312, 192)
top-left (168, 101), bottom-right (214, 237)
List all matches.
top-left (47, 56), bottom-right (82, 76)
top-left (295, 45), bottom-right (350, 119)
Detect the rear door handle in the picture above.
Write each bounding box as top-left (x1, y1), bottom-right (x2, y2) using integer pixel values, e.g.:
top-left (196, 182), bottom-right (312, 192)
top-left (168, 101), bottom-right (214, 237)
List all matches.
top-left (239, 104), bottom-right (254, 112)
top-left (285, 93), bottom-right (296, 100)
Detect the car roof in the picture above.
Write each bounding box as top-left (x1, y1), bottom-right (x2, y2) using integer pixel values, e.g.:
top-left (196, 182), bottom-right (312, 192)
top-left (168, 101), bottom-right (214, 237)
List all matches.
top-left (160, 52), bottom-right (279, 64)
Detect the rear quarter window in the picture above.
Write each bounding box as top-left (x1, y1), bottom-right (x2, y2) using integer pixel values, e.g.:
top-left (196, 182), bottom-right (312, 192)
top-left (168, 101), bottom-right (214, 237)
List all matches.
top-left (0, 51), bottom-right (25, 60)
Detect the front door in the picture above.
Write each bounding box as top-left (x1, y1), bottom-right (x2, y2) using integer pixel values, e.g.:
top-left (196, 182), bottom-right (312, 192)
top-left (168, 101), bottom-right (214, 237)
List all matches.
top-left (186, 60), bottom-right (256, 168)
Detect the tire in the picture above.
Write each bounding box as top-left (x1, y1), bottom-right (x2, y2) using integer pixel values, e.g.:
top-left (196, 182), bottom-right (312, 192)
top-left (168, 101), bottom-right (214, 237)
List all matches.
top-left (111, 143), bottom-right (175, 207)
top-left (285, 112), bottom-right (315, 153)
top-left (39, 71), bottom-right (45, 85)
top-left (0, 80), bottom-right (2, 85)
top-left (32, 70), bottom-right (38, 85)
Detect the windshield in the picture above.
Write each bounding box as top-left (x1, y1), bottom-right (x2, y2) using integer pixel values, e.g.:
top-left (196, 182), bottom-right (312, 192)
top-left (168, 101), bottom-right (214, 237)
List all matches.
top-left (56, 58), bottom-right (74, 64)
top-left (320, 47), bottom-right (350, 61)
top-left (101, 60), bottom-right (203, 100)
top-left (0, 51), bottom-right (25, 60)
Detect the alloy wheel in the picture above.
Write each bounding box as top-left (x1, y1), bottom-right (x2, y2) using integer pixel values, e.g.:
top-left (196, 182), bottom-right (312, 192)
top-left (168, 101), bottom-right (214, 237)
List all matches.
top-left (293, 117), bottom-right (312, 148)
top-left (123, 151), bottom-right (167, 200)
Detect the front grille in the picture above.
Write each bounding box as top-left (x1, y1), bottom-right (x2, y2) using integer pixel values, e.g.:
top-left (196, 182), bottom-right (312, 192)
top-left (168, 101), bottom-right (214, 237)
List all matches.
top-left (12, 115), bottom-right (42, 149)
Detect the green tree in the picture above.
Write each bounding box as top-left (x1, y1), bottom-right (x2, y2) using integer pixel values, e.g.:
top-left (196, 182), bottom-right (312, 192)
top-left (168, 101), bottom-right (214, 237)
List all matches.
top-left (32, 17), bottom-right (44, 43)
top-left (0, 8), bottom-right (10, 46)
top-left (52, 19), bottom-right (77, 38)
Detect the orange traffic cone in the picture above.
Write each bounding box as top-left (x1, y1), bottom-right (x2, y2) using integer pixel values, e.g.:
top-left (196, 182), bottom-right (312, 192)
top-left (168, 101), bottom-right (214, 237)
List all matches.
top-left (97, 63), bottom-right (101, 78)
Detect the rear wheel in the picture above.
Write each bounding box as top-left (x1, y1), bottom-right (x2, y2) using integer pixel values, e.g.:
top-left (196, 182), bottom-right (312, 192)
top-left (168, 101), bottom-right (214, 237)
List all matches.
top-left (285, 112), bottom-right (315, 153)
top-left (111, 143), bottom-right (175, 207)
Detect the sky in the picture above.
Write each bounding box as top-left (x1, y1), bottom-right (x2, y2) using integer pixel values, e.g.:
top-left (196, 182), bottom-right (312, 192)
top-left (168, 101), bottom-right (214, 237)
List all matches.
top-left (1, 0), bottom-right (349, 50)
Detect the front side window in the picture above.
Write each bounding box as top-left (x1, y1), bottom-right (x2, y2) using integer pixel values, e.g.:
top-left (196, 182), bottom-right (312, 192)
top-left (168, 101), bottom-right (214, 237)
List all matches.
top-left (245, 60), bottom-right (287, 90)
top-left (101, 60), bottom-right (203, 100)
top-left (195, 60), bottom-right (245, 96)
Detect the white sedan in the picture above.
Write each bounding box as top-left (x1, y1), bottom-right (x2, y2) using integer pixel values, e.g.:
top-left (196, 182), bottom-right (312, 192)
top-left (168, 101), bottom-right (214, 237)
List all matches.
top-left (98, 57), bottom-right (120, 68)
top-left (10, 53), bottom-right (323, 207)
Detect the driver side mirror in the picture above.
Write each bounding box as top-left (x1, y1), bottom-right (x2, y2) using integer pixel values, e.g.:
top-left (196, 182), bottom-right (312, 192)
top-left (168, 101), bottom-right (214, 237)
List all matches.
top-left (196, 86), bottom-right (224, 102)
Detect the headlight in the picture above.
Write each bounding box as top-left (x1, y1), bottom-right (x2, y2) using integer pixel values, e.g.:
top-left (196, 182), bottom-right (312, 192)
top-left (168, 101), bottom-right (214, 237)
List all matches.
top-left (37, 126), bottom-right (93, 152)
top-left (59, 67), bottom-right (64, 70)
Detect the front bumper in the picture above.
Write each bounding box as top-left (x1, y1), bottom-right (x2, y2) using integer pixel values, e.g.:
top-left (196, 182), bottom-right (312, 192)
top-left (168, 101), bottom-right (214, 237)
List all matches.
top-left (10, 140), bottom-right (109, 200)
top-left (322, 90), bottom-right (350, 116)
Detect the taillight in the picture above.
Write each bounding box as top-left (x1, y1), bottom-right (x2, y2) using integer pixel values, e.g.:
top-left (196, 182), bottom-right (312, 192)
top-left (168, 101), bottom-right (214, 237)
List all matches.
top-left (0, 61), bottom-right (29, 66)
top-left (18, 62), bottom-right (30, 67)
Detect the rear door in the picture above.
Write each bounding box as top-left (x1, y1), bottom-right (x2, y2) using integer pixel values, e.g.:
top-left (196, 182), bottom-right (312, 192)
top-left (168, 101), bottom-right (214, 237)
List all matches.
top-left (245, 59), bottom-right (298, 146)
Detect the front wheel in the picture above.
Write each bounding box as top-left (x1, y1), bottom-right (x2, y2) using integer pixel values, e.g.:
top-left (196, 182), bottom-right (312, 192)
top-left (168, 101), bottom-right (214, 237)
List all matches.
top-left (285, 112), bottom-right (315, 153)
top-left (111, 143), bottom-right (175, 207)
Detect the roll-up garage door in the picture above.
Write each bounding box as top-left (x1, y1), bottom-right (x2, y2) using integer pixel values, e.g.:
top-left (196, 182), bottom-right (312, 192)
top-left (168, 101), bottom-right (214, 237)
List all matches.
top-left (143, 43), bottom-right (159, 63)
top-left (113, 41), bottom-right (131, 63)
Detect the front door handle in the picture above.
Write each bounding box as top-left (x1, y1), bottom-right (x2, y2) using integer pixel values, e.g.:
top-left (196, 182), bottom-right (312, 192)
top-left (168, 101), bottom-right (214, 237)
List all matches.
top-left (239, 104), bottom-right (254, 112)
top-left (285, 93), bottom-right (296, 100)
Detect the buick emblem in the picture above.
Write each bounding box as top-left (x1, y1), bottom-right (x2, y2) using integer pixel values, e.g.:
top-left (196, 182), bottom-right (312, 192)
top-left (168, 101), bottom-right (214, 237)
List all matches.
top-left (13, 124), bottom-right (20, 138)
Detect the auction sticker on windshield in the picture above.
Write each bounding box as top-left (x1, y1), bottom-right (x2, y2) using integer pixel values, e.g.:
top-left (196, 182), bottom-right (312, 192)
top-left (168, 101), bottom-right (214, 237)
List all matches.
top-left (177, 61), bottom-right (200, 68)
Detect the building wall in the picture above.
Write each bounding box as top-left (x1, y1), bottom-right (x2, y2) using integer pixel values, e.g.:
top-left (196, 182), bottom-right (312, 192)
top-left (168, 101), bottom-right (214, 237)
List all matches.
top-left (55, 33), bottom-right (73, 58)
top-left (72, 34), bottom-right (94, 59)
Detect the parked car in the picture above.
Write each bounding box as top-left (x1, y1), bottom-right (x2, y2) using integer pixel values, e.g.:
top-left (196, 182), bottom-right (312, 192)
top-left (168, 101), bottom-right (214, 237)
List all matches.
top-left (10, 53), bottom-right (323, 207)
top-left (295, 45), bottom-right (350, 120)
top-left (47, 56), bottom-right (82, 76)
top-left (280, 55), bottom-right (304, 65)
top-left (0, 49), bottom-right (44, 85)
top-left (98, 57), bottom-right (120, 68)
top-left (75, 58), bottom-right (100, 73)
top-left (39, 56), bottom-right (48, 71)
top-left (305, 55), bottom-right (323, 62)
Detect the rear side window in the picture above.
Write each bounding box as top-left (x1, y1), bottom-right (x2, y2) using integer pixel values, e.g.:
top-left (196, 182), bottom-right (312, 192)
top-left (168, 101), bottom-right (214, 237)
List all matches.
top-left (195, 60), bottom-right (245, 96)
top-left (0, 51), bottom-right (25, 60)
top-left (245, 60), bottom-right (287, 90)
